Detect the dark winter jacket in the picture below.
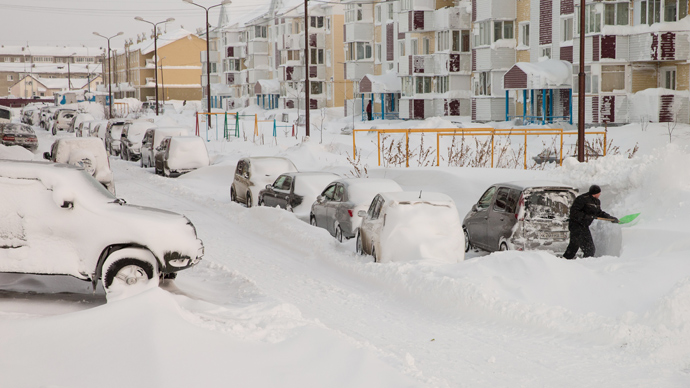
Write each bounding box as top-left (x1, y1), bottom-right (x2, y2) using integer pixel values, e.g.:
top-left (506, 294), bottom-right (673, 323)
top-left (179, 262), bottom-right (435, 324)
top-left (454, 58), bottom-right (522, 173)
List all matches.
top-left (568, 193), bottom-right (613, 227)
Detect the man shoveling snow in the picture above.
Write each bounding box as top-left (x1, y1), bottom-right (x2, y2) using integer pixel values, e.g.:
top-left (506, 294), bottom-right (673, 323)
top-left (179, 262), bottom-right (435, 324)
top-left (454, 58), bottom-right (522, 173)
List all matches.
top-left (563, 185), bottom-right (618, 259)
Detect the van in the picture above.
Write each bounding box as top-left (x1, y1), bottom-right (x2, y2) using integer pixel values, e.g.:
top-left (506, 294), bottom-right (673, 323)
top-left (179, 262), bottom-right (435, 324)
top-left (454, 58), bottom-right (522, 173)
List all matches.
top-left (463, 182), bottom-right (578, 252)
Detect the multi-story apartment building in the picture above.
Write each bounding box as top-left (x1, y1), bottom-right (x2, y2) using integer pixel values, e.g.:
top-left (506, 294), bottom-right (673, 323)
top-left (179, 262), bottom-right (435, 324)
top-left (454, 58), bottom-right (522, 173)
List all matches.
top-left (0, 46), bottom-right (102, 97)
top-left (109, 29), bottom-right (205, 102)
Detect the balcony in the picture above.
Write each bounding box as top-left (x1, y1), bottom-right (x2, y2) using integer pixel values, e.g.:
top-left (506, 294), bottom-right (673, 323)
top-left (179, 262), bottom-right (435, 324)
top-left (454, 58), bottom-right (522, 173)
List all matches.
top-left (247, 69), bottom-right (272, 84)
top-left (433, 6), bottom-right (471, 30)
top-left (278, 34), bottom-right (302, 50)
top-left (345, 61), bottom-right (374, 81)
top-left (475, 0), bottom-right (516, 22)
top-left (473, 46), bottom-right (516, 72)
top-left (345, 23), bottom-right (373, 42)
top-left (247, 41), bottom-right (269, 55)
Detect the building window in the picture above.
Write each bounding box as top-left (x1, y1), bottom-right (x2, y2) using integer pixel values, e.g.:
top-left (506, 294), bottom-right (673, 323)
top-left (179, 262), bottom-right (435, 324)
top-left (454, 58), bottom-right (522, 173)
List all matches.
top-left (376, 43), bottom-right (382, 62)
top-left (540, 46), bottom-right (552, 59)
top-left (310, 48), bottom-right (324, 64)
top-left (576, 4), bottom-right (602, 34)
top-left (399, 40), bottom-right (405, 56)
top-left (401, 0), bottom-right (412, 11)
top-left (561, 17), bottom-right (573, 41)
top-left (311, 16), bottom-right (324, 28)
top-left (604, 2), bottom-right (629, 26)
top-left (415, 76), bottom-right (432, 94)
top-left (7, 75), bottom-right (13, 81)
top-left (476, 71), bottom-right (491, 96)
top-left (14, 57), bottom-right (20, 63)
top-left (475, 21), bottom-right (491, 46)
top-left (411, 39), bottom-right (418, 55)
top-left (3, 57), bottom-right (9, 62)
top-left (348, 42), bottom-right (373, 60)
top-left (436, 76), bottom-right (449, 93)
top-left (438, 31), bottom-right (450, 51)
top-left (601, 65), bottom-right (625, 92)
top-left (519, 23), bottom-right (530, 47)
top-left (493, 20), bottom-right (514, 42)
top-left (452, 30), bottom-right (470, 52)
top-left (402, 76), bottom-right (413, 96)
top-left (423, 37), bottom-right (431, 54)
top-left (311, 81), bottom-right (323, 95)
top-left (661, 67), bottom-right (676, 90)
top-left (389, 3), bottom-right (394, 19)
top-left (376, 6), bottom-right (381, 23)
top-left (254, 26), bottom-right (267, 38)
top-left (573, 66), bottom-right (598, 93)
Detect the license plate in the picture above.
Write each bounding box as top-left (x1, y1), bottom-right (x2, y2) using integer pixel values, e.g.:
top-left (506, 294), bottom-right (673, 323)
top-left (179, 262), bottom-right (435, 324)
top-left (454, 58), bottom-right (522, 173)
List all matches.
top-left (539, 231), bottom-right (567, 240)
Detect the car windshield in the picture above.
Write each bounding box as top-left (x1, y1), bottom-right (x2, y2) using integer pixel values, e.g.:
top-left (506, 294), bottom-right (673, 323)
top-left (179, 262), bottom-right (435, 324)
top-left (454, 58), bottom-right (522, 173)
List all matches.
top-left (3, 123), bottom-right (34, 134)
top-left (525, 189), bottom-right (575, 220)
top-left (78, 169), bottom-right (117, 200)
top-left (110, 125), bottom-right (124, 138)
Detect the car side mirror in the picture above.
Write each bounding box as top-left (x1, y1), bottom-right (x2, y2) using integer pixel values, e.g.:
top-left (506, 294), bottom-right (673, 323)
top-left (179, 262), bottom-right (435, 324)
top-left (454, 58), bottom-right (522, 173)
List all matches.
top-left (43, 152), bottom-right (51, 160)
top-left (61, 201), bottom-right (73, 209)
top-left (357, 210), bottom-right (367, 218)
top-left (471, 204), bottom-right (477, 212)
top-left (317, 195), bottom-right (323, 202)
top-left (266, 184), bottom-right (272, 189)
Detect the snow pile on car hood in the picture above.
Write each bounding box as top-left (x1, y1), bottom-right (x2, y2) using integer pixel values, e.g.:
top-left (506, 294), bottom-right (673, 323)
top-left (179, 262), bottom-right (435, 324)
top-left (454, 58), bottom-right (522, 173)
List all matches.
top-left (379, 192), bottom-right (464, 263)
top-left (293, 173), bottom-right (340, 217)
top-left (346, 178), bottom-right (403, 205)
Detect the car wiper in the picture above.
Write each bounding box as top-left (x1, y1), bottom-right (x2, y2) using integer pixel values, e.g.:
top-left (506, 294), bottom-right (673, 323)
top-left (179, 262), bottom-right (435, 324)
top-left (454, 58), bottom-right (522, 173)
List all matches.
top-left (112, 198), bottom-right (127, 205)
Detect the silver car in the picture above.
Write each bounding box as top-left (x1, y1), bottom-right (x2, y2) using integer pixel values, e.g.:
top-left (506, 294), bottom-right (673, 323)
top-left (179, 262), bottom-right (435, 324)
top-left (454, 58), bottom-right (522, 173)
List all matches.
top-left (231, 157), bottom-right (298, 208)
top-left (462, 181), bottom-right (577, 252)
top-left (310, 178), bottom-right (402, 242)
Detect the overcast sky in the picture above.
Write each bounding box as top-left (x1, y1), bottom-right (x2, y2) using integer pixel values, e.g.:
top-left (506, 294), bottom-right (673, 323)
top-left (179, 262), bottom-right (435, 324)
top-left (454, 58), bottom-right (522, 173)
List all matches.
top-left (0, 0), bottom-right (267, 50)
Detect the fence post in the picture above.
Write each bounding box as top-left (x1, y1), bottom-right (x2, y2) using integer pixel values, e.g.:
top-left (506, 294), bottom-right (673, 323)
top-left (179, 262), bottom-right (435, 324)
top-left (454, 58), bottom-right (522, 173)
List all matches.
top-left (254, 114), bottom-right (258, 137)
top-left (273, 119), bottom-right (276, 137)
top-left (524, 131), bottom-right (527, 169)
top-left (195, 112), bottom-right (199, 136)
top-left (235, 113), bottom-right (239, 137)
top-left (224, 112), bottom-right (228, 139)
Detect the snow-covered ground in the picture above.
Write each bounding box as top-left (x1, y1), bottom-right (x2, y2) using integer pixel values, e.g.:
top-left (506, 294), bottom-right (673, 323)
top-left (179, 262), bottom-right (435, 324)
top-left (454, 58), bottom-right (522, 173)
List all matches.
top-left (1, 105), bottom-right (690, 387)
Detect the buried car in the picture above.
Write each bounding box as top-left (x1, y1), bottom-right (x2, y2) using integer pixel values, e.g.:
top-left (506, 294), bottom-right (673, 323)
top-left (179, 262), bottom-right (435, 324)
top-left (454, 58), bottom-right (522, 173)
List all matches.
top-left (120, 119), bottom-right (157, 162)
top-left (0, 160), bottom-right (203, 300)
top-left (463, 181), bottom-right (577, 253)
top-left (0, 123), bottom-right (38, 152)
top-left (258, 172), bottom-right (340, 218)
top-left (310, 178), bottom-right (403, 242)
top-left (154, 136), bottom-right (209, 177)
top-left (231, 157), bottom-right (298, 208)
top-left (141, 126), bottom-right (190, 168)
top-left (43, 137), bottom-right (116, 195)
top-left (356, 191), bottom-right (464, 263)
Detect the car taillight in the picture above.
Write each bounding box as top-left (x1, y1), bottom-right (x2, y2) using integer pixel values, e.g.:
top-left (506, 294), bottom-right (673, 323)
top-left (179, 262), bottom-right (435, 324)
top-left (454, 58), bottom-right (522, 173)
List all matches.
top-left (2, 135), bottom-right (14, 142)
top-left (347, 209), bottom-right (353, 217)
top-left (26, 138), bottom-right (37, 142)
top-left (516, 194), bottom-right (524, 220)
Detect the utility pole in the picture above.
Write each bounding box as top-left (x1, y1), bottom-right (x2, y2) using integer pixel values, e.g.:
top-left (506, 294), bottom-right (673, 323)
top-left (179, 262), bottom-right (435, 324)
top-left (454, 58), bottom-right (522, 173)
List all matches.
top-left (577, 0), bottom-right (586, 162)
top-left (93, 31), bottom-right (123, 118)
top-left (304, 0), bottom-right (310, 137)
top-left (135, 17), bottom-right (175, 116)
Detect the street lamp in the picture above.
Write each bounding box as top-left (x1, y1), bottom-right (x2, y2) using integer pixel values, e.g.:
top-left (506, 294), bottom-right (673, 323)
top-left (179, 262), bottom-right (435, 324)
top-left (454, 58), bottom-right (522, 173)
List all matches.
top-left (135, 16), bottom-right (175, 116)
top-left (183, 0), bottom-right (232, 127)
top-left (93, 31), bottom-right (123, 118)
top-left (67, 52), bottom-right (76, 91)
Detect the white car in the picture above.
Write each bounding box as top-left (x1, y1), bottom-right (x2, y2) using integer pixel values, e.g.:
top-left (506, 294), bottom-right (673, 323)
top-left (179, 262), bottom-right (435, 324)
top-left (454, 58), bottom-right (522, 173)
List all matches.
top-left (43, 137), bottom-right (116, 195)
top-left (140, 126), bottom-right (190, 168)
top-left (0, 160), bottom-right (204, 300)
top-left (120, 119), bottom-right (156, 161)
top-left (51, 109), bottom-right (77, 135)
top-left (154, 136), bottom-right (210, 177)
top-left (71, 113), bottom-right (96, 135)
top-left (356, 191), bottom-right (465, 263)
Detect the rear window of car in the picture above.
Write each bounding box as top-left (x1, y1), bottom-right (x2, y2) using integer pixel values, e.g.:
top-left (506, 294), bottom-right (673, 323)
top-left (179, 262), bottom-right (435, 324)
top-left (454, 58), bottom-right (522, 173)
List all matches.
top-left (493, 187), bottom-right (519, 213)
top-left (525, 189), bottom-right (575, 220)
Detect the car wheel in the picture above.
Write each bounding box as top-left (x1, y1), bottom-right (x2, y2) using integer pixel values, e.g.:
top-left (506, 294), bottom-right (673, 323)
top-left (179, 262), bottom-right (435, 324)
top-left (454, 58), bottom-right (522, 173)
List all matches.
top-left (286, 204), bottom-right (293, 212)
top-left (230, 187), bottom-right (237, 202)
top-left (310, 215), bottom-right (317, 227)
top-left (246, 191), bottom-right (253, 208)
top-left (464, 228), bottom-right (471, 253)
top-left (499, 242), bottom-right (509, 251)
top-left (356, 232), bottom-right (364, 255)
top-left (140, 157), bottom-right (144, 168)
top-left (51, 125), bottom-right (56, 136)
top-left (371, 246), bottom-right (378, 263)
top-left (163, 165), bottom-right (171, 177)
top-left (335, 225), bottom-right (343, 243)
top-left (101, 250), bottom-right (159, 301)
top-left (258, 198), bottom-right (264, 206)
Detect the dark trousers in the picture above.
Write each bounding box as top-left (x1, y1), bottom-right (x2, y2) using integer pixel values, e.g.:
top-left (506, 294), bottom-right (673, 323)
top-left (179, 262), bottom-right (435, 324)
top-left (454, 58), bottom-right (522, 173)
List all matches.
top-left (563, 223), bottom-right (595, 259)
top-left (367, 111), bottom-right (372, 120)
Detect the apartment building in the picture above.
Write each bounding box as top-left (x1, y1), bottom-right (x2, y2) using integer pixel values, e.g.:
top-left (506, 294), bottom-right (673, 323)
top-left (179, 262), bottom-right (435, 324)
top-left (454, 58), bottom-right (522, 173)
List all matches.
top-left (109, 29), bottom-right (205, 102)
top-left (0, 45), bottom-right (101, 97)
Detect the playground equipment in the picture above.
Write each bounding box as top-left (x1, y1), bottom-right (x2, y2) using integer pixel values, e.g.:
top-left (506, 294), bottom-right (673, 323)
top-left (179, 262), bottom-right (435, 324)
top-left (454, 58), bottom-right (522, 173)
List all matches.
top-left (194, 112), bottom-right (297, 142)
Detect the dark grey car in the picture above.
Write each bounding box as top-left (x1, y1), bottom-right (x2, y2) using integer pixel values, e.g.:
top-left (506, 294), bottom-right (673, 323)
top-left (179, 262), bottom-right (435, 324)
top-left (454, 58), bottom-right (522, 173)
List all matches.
top-left (231, 157), bottom-right (298, 208)
top-left (463, 182), bottom-right (577, 253)
top-left (310, 178), bottom-right (402, 242)
top-left (258, 172), bottom-right (340, 217)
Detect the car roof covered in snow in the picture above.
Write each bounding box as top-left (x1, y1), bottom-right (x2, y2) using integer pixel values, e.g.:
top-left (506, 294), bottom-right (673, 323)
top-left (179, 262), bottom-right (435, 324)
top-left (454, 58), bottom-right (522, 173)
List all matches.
top-left (379, 191), bottom-right (455, 205)
top-left (494, 181), bottom-right (577, 191)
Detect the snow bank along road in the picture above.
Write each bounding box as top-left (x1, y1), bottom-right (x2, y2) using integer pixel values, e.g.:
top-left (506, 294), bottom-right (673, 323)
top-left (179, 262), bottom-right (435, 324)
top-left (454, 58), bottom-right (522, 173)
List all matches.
top-left (106, 153), bottom-right (690, 387)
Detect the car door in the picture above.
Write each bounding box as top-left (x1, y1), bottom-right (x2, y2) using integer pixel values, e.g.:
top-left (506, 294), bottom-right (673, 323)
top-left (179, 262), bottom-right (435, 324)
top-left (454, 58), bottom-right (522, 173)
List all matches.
top-left (465, 186), bottom-right (497, 250)
top-left (314, 184), bottom-right (336, 230)
top-left (329, 183), bottom-right (345, 234)
top-left (262, 175), bottom-right (285, 207)
top-left (486, 187), bottom-right (520, 250)
top-left (360, 195), bottom-right (385, 255)
top-left (273, 175), bottom-right (293, 210)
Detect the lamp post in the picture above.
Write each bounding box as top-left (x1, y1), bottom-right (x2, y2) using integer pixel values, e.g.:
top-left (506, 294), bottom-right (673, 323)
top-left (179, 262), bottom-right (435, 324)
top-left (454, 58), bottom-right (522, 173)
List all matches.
top-left (67, 52), bottom-right (76, 91)
top-left (160, 56), bottom-right (167, 102)
top-left (577, 0), bottom-right (585, 162)
top-left (183, 0), bottom-right (232, 127)
top-left (135, 16), bottom-right (175, 116)
top-left (93, 31), bottom-right (123, 118)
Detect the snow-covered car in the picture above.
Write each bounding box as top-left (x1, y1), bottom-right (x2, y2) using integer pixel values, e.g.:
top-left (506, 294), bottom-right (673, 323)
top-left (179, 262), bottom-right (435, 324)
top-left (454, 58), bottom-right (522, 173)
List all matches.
top-left (310, 178), bottom-right (403, 242)
top-left (20, 105), bottom-right (43, 126)
top-left (463, 182), bottom-right (577, 252)
top-left (153, 136), bottom-right (209, 177)
top-left (0, 105), bottom-right (12, 124)
top-left (70, 113), bottom-right (96, 136)
top-left (0, 123), bottom-right (38, 152)
top-left (532, 145), bottom-right (602, 164)
top-left (231, 157), bottom-right (298, 208)
top-left (43, 137), bottom-right (116, 195)
top-left (120, 119), bottom-right (156, 161)
top-left (104, 119), bottom-right (130, 156)
top-left (0, 160), bottom-right (204, 300)
top-left (258, 172), bottom-right (341, 218)
top-left (140, 126), bottom-right (190, 168)
top-left (88, 120), bottom-right (109, 138)
top-left (356, 192), bottom-right (464, 263)
top-left (39, 106), bottom-right (59, 130)
top-left (51, 108), bottom-right (77, 135)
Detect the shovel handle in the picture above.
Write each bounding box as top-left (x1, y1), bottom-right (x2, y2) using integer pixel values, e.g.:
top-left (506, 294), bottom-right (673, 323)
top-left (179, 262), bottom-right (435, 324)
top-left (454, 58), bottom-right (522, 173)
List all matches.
top-left (597, 217), bottom-right (618, 223)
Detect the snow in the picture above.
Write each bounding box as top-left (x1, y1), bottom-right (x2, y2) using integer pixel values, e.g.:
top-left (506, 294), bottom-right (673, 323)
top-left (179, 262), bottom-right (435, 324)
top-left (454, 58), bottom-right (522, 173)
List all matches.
top-left (167, 136), bottom-right (210, 171)
top-left (2, 107), bottom-right (690, 387)
top-left (506, 59), bottom-right (573, 90)
top-left (292, 172), bottom-right (341, 217)
top-left (362, 72), bottom-right (402, 93)
top-left (345, 178), bottom-right (403, 205)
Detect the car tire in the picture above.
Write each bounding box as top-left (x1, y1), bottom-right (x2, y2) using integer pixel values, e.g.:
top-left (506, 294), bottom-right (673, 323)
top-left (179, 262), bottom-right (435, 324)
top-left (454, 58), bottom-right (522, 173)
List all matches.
top-left (246, 191), bottom-right (253, 208)
top-left (140, 157), bottom-right (144, 168)
top-left (356, 232), bottom-right (364, 255)
top-left (464, 228), bottom-right (471, 253)
top-left (335, 225), bottom-right (343, 243)
top-left (163, 165), bottom-right (171, 177)
top-left (51, 125), bottom-right (56, 136)
top-left (101, 250), bottom-right (159, 301)
top-left (310, 215), bottom-right (317, 227)
top-left (371, 246), bottom-right (378, 263)
top-left (499, 242), bottom-right (509, 251)
top-left (230, 187), bottom-right (236, 202)
top-left (286, 204), bottom-right (293, 212)
top-left (258, 198), bottom-right (264, 206)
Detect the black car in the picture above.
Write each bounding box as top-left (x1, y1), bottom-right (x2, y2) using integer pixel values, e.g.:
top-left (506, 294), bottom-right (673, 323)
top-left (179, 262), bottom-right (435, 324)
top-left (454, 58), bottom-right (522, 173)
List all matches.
top-left (258, 172), bottom-right (339, 216)
top-left (463, 182), bottom-right (577, 252)
top-left (0, 123), bottom-right (38, 152)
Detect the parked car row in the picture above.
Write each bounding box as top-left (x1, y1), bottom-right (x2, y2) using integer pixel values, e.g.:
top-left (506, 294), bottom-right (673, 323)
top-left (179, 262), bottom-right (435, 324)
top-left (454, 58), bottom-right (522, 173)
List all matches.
top-left (230, 157), bottom-right (579, 263)
top-left (0, 123), bottom-right (38, 152)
